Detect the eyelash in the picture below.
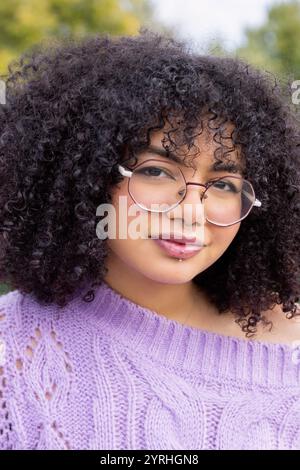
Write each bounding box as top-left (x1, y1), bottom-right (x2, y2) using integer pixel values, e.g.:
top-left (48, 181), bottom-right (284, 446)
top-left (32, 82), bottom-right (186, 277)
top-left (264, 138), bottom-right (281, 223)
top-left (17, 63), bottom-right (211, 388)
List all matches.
top-left (131, 154), bottom-right (242, 179)
top-left (135, 166), bottom-right (238, 190)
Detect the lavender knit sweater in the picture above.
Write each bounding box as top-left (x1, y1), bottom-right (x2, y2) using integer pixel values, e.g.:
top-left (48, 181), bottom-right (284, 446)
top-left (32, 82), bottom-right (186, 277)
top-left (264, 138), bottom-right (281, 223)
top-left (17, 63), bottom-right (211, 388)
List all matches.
top-left (0, 280), bottom-right (300, 450)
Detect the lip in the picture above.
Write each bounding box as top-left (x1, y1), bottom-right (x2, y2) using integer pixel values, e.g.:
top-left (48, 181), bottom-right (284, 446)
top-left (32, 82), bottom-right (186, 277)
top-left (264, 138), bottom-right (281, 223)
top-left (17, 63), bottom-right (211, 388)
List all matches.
top-left (152, 238), bottom-right (204, 259)
top-left (156, 233), bottom-right (203, 245)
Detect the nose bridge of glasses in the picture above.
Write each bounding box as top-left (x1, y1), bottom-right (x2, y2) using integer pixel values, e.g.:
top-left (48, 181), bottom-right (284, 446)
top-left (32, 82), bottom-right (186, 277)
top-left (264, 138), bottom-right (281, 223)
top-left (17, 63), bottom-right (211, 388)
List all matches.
top-left (186, 181), bottom-right (208, 189)
top-left (183, 181), bottom-right (209, 201)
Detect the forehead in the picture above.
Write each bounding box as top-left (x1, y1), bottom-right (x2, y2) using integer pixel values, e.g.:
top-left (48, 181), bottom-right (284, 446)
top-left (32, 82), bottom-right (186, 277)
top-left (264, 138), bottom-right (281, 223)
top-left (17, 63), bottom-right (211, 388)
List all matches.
top-left (146, 120), bottom-right (245, 174)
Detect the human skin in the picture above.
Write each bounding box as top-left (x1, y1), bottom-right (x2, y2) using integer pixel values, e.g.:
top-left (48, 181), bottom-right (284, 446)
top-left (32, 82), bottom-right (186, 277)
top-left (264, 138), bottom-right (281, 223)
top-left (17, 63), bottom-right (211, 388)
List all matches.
top-left (103, 122), bottom-right (300, 343)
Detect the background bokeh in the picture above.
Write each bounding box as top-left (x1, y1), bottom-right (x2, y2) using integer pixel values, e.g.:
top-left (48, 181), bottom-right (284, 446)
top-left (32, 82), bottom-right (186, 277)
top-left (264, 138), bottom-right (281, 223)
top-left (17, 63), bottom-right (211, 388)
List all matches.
top-left (1, 0), bottom-right (299, 295)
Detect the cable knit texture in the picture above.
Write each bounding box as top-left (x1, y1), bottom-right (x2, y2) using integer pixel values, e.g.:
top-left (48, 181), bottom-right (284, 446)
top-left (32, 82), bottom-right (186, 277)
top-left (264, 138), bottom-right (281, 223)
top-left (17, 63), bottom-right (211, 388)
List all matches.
top-left (0, 281), bottom-right (300, 450)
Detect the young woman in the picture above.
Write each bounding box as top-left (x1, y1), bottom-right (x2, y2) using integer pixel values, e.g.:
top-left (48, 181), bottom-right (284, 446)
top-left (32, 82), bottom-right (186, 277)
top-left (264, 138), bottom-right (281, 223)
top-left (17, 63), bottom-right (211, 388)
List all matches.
top-left (0, 29), bottom-right (299, 450)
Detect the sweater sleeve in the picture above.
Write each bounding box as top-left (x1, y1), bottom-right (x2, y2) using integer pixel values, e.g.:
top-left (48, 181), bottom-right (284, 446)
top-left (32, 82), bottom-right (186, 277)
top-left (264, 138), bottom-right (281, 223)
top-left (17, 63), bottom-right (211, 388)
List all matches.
top-left (0, 290), bottom-right (20, 450)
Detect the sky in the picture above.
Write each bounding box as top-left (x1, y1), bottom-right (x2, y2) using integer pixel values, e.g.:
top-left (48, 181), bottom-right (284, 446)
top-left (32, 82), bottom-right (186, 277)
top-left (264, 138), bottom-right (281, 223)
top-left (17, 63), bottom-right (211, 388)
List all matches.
top-left (150, 0), bottom-right (290, 51)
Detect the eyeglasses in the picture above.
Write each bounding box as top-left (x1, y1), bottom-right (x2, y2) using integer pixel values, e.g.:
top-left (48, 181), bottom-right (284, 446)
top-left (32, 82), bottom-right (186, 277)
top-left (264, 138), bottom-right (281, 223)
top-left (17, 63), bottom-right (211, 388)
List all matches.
top-left (117, 158), bottom-right (262, 227)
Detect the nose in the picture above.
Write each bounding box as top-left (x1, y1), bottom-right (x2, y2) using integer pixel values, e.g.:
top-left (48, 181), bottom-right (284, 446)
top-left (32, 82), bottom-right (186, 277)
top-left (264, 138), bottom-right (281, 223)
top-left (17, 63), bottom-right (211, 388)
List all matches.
top-left (166, 182), bottom-right (208, 227)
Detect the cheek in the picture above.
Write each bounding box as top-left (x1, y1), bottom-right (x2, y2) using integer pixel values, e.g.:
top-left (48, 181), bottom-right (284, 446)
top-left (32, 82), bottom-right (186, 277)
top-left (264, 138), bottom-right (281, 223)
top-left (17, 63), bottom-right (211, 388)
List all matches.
top-left (108, 181), bottom-right (151, 241)
top-left (105, 185), bottom-right (154, 274)
top-left (211, 222), bottom-right (240, 253)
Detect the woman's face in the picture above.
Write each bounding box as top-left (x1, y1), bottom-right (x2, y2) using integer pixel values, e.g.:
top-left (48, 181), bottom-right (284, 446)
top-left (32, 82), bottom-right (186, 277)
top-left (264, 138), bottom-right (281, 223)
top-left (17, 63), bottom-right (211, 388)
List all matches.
top-left (105, 124), bottom-right (244, 285)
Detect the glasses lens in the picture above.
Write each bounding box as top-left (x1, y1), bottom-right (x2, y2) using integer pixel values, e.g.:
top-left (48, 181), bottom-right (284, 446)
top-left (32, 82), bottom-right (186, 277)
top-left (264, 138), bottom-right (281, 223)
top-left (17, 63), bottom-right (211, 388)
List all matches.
top-left (129, 162), bottom-right (256, 225)
top-left (205, 177), bottom-right (255, 225)
top-left (129, 161), bottom-right (186, 211)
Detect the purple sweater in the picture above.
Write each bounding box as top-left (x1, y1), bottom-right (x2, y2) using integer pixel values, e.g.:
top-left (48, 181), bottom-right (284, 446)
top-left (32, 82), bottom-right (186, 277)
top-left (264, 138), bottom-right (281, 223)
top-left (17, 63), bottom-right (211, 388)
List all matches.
top-left (0, 280), bottom-right (300, 450)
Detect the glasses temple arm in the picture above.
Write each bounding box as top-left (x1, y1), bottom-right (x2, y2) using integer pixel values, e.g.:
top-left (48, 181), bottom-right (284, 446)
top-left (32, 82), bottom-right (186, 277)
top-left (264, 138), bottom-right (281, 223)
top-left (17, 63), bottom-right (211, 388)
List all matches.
top-left (118, 164), bottom-right (132, 178)
top-left (242, 188), bottom-right (262, 207)
top-left (118, 164), bottom-right (263, 207)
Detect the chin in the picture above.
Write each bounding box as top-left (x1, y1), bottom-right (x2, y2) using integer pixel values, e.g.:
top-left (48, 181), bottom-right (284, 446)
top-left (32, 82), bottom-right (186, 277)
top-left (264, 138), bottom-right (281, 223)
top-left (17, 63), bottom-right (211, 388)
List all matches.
top-left (136, 263), bottom-right (201, 285)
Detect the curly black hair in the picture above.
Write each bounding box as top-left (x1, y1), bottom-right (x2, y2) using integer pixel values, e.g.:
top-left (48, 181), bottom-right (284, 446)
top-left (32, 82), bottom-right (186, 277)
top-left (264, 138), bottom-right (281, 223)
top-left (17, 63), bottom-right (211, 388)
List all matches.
top-left (0, 28), bottom-right (299, 337)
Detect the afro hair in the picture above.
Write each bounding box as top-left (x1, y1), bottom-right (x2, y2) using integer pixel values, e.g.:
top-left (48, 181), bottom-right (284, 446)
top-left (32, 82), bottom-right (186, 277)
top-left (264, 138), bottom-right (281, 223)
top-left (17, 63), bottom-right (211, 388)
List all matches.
top-left (0, 28), bottom-right (299, 337)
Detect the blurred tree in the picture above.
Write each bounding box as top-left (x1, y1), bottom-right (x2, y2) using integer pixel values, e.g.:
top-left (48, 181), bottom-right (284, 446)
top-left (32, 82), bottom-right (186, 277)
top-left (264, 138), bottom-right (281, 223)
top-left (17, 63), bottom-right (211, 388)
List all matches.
top-left (0, 283), bottom-right (10, 296)
top-left (0, 0), bottom-right (167, 75)
top-left (236, 0), bottom-right (300, 77)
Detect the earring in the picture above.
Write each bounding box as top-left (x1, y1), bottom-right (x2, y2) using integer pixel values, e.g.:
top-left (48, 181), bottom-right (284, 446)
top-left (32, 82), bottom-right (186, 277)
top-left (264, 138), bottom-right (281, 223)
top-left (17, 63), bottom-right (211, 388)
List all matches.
top-left (178, 258), bottom-right (183, 262)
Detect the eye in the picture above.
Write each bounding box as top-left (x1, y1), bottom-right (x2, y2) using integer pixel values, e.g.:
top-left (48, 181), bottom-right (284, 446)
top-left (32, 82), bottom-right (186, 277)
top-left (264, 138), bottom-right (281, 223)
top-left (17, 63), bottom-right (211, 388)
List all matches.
top-left (210, 179), bottom-right (239, 193)
top-left (135, 166), bottom-right (176, 180)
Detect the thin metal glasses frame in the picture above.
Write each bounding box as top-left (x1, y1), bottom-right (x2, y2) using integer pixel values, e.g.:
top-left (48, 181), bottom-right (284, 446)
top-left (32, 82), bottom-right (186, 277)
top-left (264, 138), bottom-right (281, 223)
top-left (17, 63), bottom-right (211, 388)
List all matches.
top-left (117, 159), bottom-right (262, 227)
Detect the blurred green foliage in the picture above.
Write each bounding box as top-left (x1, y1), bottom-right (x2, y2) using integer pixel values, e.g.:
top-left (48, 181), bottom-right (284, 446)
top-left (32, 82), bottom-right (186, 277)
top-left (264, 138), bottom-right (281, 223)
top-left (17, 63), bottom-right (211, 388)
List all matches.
top-left (205, 1), bottom-right (300, 79)
top-left (0, 0), bottom-right (168, 75)
top-left (0, 283), bottom-right (11, 296)
top-left (236, 0), bottom-right (300, 78)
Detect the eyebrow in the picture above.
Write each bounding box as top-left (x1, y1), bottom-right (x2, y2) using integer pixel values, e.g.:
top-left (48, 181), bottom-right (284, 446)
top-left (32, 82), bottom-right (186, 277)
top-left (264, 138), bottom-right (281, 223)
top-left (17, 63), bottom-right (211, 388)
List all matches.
top-left (140, 145), bottom-right (244, 174)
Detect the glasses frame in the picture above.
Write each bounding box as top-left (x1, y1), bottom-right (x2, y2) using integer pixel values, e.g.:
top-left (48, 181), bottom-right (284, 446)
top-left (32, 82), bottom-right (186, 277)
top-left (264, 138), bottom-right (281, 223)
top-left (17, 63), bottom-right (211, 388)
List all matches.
top-left (117, 158), bottom-right (262, 227)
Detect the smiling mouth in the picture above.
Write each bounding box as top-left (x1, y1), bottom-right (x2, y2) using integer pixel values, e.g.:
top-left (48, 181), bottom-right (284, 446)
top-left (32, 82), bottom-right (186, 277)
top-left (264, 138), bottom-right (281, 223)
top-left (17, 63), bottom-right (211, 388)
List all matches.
top-left (149, 236), bottom-right (206, 259)
top-left (149, 233), bottom-right (205, 247)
